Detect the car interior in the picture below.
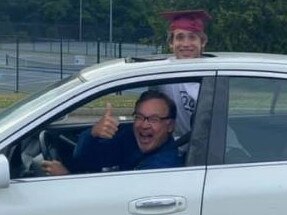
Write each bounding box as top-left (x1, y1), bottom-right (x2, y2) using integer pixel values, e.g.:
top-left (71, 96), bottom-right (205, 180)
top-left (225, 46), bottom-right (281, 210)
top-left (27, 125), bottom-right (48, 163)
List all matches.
top-left (228, 114), bottom-right (287, 163)
top-left (3, 82), bottom-right (200, 179)
top-left (225, 77), bottom-right (287, 164)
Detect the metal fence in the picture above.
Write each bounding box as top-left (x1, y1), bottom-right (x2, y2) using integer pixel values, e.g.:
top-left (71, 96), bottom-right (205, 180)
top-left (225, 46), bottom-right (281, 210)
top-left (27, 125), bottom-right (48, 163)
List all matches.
top-left (0, 37), bottom-right (163, 93)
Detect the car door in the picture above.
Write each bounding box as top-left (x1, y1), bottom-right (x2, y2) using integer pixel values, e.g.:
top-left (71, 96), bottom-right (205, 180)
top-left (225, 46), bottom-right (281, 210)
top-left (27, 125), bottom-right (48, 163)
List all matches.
top-left (0, 75), bottom-right (215, 215)
top-left (203, 72), bottom-right (287, 215)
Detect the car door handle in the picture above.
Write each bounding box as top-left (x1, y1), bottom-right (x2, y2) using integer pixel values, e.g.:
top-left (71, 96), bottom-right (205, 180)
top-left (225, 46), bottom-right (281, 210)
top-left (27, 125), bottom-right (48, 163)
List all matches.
top-left (129, 196), bottom-right (186, 214)
top-left (136, 198), bottom-right (176, 208)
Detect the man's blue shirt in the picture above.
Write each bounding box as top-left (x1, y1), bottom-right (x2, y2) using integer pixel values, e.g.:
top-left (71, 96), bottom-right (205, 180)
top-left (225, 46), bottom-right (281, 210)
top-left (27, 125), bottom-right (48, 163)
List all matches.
top-left (71, 124), bottom-right (183, 173)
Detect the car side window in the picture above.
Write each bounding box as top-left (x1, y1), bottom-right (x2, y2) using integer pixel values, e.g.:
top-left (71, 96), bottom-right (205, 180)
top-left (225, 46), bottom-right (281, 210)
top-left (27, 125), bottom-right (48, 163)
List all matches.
top-left (7, 79), bottom-right (208, 179)
top-left (226, 77), bottom-right (287, 164)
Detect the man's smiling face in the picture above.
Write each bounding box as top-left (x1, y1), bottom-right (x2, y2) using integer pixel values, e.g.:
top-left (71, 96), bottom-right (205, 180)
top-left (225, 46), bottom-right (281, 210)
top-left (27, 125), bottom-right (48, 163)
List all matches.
top-left (133, 98), bottom-right (175, 153)
top-left (170, 29), bottom-right (206, 59)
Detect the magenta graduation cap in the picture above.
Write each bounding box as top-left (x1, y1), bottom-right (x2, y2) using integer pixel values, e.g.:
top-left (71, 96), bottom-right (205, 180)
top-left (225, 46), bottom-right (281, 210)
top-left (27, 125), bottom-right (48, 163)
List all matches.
top-left (160, 10), bottom-right (212, 32)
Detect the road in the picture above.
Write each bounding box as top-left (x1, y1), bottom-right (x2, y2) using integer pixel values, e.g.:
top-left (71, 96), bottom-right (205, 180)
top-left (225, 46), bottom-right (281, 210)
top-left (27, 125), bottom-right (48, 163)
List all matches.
top-left (0, 41), bottom-right (160, 93)
top-left (0, 66), bottom-right (77, 93)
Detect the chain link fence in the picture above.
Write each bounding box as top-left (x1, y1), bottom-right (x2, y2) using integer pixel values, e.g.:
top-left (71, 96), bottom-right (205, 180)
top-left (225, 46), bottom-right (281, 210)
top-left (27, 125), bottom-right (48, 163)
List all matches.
top-left (0, 36), bottom-right (163, 93)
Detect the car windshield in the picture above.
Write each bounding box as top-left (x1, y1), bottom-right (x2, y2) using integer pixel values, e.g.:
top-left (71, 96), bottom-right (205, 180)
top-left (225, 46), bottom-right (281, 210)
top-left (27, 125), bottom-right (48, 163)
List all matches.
top-left (0, 74), bottom-right (83, 132)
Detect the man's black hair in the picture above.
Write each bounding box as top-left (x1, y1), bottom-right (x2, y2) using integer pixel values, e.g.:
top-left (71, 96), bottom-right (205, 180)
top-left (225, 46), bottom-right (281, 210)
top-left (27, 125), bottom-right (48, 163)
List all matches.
top-left (134, 90), bottom-right (177, 119)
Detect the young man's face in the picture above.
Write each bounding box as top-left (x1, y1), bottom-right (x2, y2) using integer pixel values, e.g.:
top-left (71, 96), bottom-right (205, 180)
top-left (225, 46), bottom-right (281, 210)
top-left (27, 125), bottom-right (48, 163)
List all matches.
top-left (133, 98), bottom-right (175, 153)
top-left (170, 29), bottom-right (206, 59)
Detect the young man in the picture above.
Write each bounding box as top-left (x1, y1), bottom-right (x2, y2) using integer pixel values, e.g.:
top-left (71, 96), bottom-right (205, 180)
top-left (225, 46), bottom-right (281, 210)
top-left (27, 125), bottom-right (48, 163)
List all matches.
top-left (162, 9), bottom-right (210, 59)
top-left (42, 90), bottom-right (182, 176)
top-left (158, 10), bottom-right (250, 162)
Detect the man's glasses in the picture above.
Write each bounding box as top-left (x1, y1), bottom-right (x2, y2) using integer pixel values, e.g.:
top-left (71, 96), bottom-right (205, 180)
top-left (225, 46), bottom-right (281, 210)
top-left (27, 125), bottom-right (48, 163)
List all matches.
top-left (133, 113), bottom-right (170, 124)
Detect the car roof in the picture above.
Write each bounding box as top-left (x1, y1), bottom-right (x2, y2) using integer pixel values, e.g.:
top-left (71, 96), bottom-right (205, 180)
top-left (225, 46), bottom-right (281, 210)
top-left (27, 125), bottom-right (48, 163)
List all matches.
top-left (79, 52), bottom-right (287, 82)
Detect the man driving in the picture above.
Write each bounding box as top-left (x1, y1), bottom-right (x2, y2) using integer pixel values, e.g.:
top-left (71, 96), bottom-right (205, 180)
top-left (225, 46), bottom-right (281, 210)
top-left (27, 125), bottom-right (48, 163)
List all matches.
top-left (42, 90), bottom-right (183, 175)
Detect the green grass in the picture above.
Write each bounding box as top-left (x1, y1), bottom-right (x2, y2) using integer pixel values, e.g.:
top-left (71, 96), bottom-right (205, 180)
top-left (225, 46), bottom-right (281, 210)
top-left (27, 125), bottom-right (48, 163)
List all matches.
top-left (2, 90), bottom-right (287, 115)
top-left (84, 95), bottom-right (138, 108)
top-left (0, 93), bottom-right (28, 108)
top-left (229, 91), bottom-right (287, 114)
top-left (0, 93), bottom-right (137, 109)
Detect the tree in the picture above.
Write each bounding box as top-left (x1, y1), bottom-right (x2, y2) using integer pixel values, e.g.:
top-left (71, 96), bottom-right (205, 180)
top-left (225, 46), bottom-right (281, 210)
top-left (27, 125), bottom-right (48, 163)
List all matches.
top-left (0, 0), bottom-right (287, 54)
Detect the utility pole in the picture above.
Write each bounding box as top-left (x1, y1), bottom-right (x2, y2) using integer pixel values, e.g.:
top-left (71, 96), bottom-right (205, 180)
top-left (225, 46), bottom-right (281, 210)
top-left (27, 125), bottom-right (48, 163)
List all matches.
top-left (109, 0), bottom-right (113, 56)
top-left (79, 0), bottom-right (83, 41)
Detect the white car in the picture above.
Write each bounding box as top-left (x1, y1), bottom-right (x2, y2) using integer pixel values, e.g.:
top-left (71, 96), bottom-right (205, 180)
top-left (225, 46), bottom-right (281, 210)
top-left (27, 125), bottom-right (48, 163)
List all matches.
top-left (1, 52), bottom-right (287, 215)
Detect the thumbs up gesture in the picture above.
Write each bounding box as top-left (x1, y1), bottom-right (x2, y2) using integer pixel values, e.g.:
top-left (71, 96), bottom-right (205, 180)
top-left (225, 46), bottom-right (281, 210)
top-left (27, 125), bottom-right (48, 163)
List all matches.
top-left (91, 103), bottom-right (119, 139)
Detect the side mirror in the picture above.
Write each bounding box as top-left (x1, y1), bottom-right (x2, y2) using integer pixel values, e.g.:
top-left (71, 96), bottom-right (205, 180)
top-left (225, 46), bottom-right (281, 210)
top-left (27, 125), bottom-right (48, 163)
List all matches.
top-left (56, 114), bottom-right (68, 122)
top-left (0, 154), bottom-right (10, 188)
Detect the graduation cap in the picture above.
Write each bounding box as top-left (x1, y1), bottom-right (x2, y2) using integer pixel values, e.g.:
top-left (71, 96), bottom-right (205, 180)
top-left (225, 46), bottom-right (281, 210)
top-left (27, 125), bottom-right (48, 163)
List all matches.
top-left (160, 10), bottom-right (212, 32)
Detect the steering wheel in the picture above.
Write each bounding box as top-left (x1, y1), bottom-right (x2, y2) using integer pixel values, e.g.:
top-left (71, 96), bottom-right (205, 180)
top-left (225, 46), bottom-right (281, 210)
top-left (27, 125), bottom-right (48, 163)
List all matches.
top-left (39, 130), bottom-right (60, 161)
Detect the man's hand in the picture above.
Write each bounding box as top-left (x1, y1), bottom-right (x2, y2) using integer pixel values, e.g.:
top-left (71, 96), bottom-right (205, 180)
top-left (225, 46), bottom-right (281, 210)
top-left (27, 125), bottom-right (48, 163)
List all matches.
top-left (91, 103), bottom-right (119, 139)
top-left (42, 160), bottom-right (70, 176)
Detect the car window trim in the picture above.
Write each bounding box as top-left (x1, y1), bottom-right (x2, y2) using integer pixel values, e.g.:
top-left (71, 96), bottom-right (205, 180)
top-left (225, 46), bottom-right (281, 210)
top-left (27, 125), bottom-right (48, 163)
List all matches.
top-left (186, 76), bottom-right (216, 167)
top-left (207, 76), bottom-right (229, 165)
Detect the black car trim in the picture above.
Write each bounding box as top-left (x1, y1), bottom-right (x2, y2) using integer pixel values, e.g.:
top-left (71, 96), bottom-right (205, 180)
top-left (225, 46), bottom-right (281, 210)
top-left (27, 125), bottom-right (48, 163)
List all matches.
top-left (207, 76), bottom-right (229, 165)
